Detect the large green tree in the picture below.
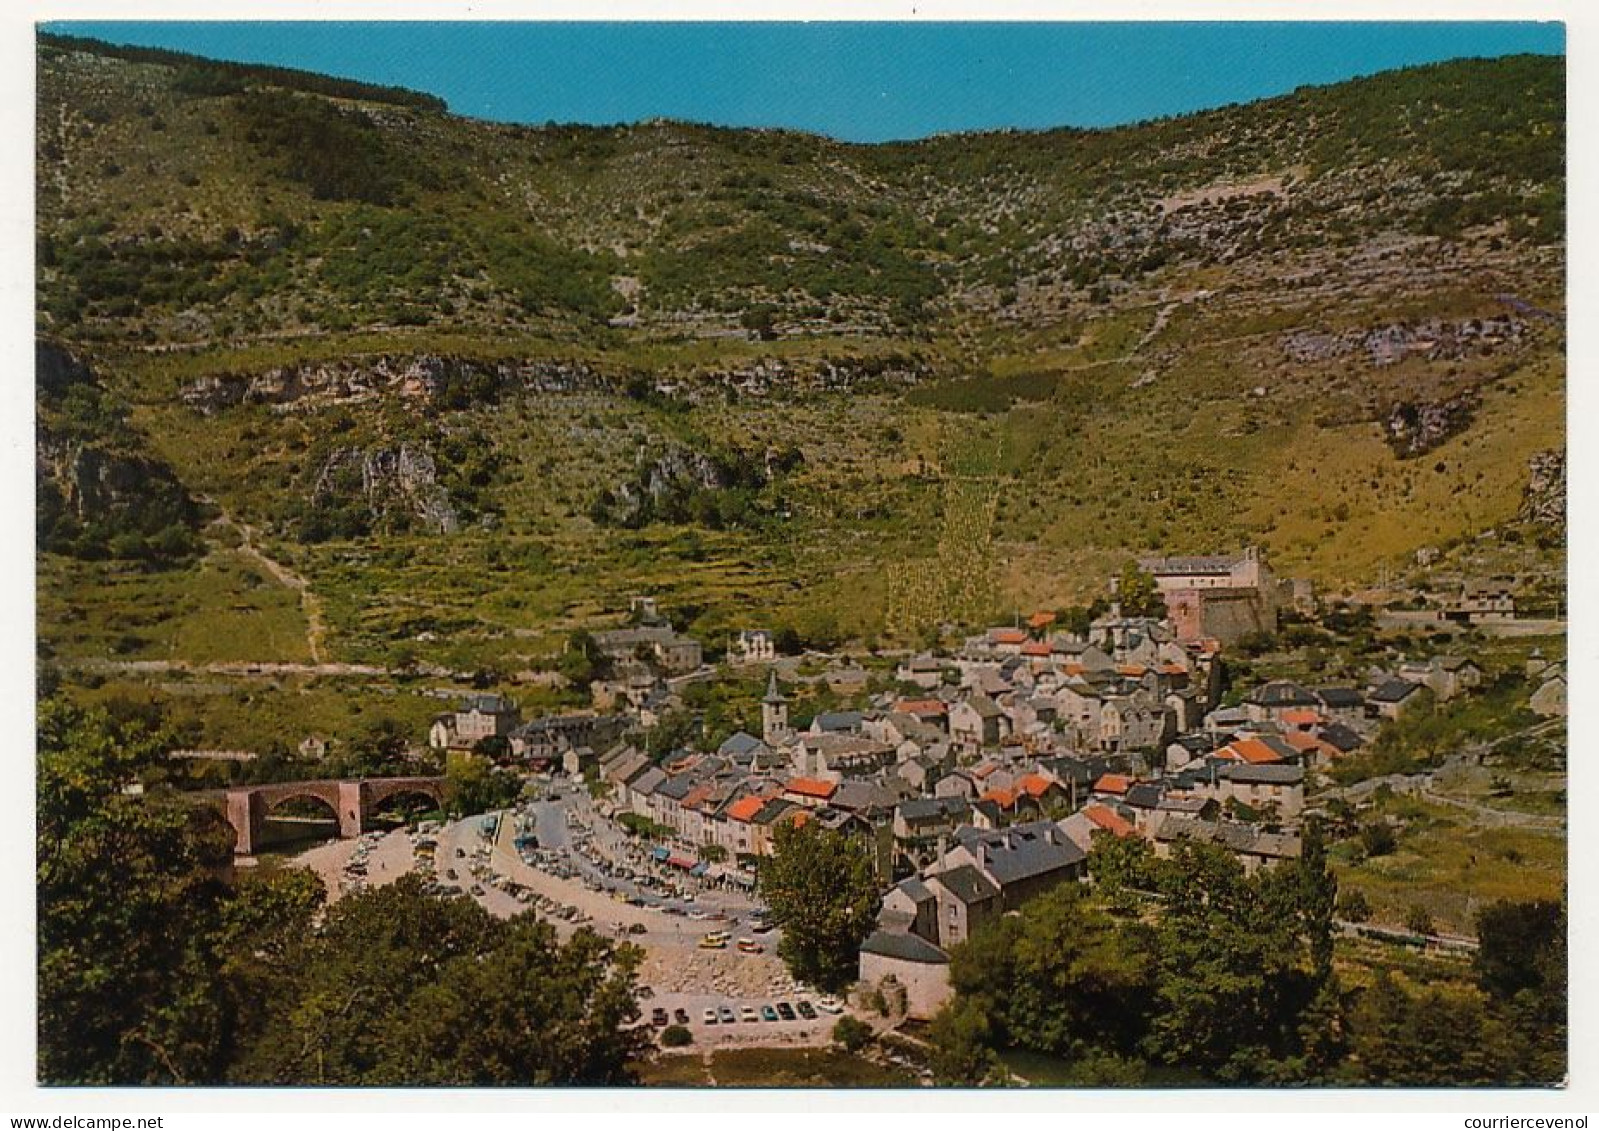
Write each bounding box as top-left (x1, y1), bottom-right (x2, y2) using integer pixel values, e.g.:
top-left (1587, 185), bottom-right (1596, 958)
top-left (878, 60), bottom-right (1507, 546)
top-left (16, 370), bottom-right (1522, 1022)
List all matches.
top-left (758, 820), bottom-right (882, 991)
top-left (446, 750), bottom-right (521, 816)
top-left (1115, 562), bottom-right (1166, 619)
top-left (231, 875), bottom-right (647, 1084)
top-left (39, 698), bottom-right (241, 1084)
top-left (942, 883), bottom-right (1157, 1064)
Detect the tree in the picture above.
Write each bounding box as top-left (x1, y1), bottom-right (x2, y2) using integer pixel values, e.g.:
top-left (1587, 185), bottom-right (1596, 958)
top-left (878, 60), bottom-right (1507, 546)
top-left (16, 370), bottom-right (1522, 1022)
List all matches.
top-left (644, 708), bottom-right (700, 759)
top-left (1475, 899), bottom-right (1564, 1000)
top-left (832, 1016), bottom-right (873, 1052)
top-left (927, 998), bottom-right (999, 1085)
top-left (1359, 821), bottom-right (1397, 857)
top-left (231, 876), bottom-right (646, 1085)
top-left (446, 751), bottom-right (520, 817)
top-left (1146, 842), bottom-right (1320, 1082)
top-left (1087, 831), bottom-right (1158, 897)
top-left (949, 884), bottom-right (1157, 1062)
top-left (758, 821), bottom-right (882, 991)
top-left (661, 1025), bottom-right (693, 1048)
top-left (558, 629), bottom-right (609, 689)
top-left (1337, 890), bottom-right (1372, 923)
top-left (1343, 973), bottom-right (1521, 1086)
top-left (1116, 562), bottom-right (1165, 619)
top-left (38, 698), bottom-right (240, 1084)
top-left (338, 715), bottom-right (414, 778)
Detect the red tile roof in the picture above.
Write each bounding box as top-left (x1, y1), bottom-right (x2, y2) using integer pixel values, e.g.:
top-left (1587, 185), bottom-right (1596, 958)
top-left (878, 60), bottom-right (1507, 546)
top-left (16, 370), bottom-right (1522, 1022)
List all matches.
top-left (726, 796), bottom-right (766, 823)
top-left (1020, 641), bottom-right (1052, 657)
top-left (980, 787), bottom-right (1019, 809)
top-left (1018, 773), bottom-right (1055, 798)
top-left (1281, 708), bottom-right (1322, 727)
top-left (1094, 773), bottom-right (1132, 795)
top-left (784, 777), bottom-right (838, 799)
top-left (1117, 663), bottom-right (1149, 677)
top-left (1283, 731), bottom-right (1337, 759)
top-left (1084, 804), bottom-right (1136, 839)
top-left (989, 628), bottom-right (1028, 645)
top-left (1027, 611), bottom-right (1057, 629)
top-left (1221, 737), bottom-right (1287, 765)
top-left (894, 698), bottom-right (947, 717)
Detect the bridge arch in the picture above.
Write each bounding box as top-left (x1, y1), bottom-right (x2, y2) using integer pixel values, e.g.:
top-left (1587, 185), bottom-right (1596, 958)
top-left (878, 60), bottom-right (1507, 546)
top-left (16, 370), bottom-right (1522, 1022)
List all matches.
top-left (216, 776), bottom-right (447, 856)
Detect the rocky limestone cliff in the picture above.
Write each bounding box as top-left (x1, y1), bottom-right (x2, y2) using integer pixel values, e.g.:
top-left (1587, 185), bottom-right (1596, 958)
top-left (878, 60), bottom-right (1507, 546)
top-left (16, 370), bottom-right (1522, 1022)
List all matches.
top-left (1281, 313), bottom-right (1529, 367)
top-left (1519, 449), bottom-right (1566, 537)
top-left (1383, 393), bottom-right (1479, 458)
top-left (312, 443), bottom-right (458, 533)
top-left (37, 341), bottom-right (200, 556)
top-left (180, 355), bottom-right (609, 414)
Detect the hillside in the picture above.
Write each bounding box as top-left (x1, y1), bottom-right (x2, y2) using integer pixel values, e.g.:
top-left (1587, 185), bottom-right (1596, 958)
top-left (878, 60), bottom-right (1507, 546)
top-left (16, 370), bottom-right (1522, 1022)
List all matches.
top-left (36, 36), bottom-right (1566, 696)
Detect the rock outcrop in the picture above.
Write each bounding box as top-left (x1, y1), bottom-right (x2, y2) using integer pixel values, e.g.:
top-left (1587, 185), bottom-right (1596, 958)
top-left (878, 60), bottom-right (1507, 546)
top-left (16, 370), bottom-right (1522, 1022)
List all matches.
top-left (1519, 449), bottom-right (1566, 536)
top-left (1383, 393), bottom-right (1479, 458)
top-left (179, 355), bottom-right (611, 414)
top-left (312, 443), bottom-right (458, 533)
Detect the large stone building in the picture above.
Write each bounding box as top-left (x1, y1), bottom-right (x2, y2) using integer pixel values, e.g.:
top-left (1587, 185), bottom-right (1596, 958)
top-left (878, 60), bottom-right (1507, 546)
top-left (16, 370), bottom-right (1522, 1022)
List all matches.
top-left (1137, 547), bottom-right (1283, 646)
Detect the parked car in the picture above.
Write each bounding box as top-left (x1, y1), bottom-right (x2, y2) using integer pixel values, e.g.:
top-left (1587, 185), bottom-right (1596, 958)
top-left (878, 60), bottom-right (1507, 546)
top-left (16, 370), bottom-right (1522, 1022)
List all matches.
top-left (740, 1006), bottom-right (758, 1023)
top-left (718, 1006), bottom-right (736, 1024)
top-left (702, 1009), bottom-right (718, 1025)
top-left (736, 939), bottom-right (764, 954)
top-left (760, 1005), bottom-right (779, 1022)
top-left (673, 1008), bottom-right (690, 1026)
top-left (776, 1002), bottom-right (796, 1021)
top-left (796, 1001), bottom-right (817, 1020)
top-left (651, 1007), bottom-right (669, 1027)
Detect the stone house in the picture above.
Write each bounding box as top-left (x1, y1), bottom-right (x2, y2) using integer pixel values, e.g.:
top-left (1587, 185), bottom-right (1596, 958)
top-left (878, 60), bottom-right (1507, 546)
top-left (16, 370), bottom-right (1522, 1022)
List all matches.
top-left (949, 692), bottom-right (1006, 751)
top-left (1367, 678), bottom-right (1432, 720)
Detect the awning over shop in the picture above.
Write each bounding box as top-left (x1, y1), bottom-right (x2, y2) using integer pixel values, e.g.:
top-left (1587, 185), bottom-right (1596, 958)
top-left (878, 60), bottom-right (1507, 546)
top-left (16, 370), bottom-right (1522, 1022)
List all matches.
top-left (651, 846), bottom-right (670, 861)
top-left (665, 854), bottom-right (697, 869)
top-left (689, 862), bottom-right (709, 877)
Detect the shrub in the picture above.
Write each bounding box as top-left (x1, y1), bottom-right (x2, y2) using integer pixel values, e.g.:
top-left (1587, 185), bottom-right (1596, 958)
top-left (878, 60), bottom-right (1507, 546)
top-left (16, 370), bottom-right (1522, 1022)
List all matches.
top-left (1337, 890), bottom-right (1372, 923)
top-left (1360, 822), bottom-right (1398, 858)
top-left (833, 1016), bottom-right (874, 1053)
top-left (1405, 904), bottom-right (1435, 937)
top-left (660, 1025), bottom-right (693, 1048)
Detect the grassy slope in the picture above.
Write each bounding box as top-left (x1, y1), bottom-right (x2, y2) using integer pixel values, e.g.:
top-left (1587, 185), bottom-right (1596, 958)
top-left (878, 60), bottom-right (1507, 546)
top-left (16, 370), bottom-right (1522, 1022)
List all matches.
top-left (36, 42), bottom-right (1566, 737)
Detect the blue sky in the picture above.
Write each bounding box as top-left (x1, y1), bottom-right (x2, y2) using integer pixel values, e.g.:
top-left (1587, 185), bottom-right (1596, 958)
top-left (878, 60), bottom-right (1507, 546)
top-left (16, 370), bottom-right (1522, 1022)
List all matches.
top-left (45, 21), bottom-right (1565, 143)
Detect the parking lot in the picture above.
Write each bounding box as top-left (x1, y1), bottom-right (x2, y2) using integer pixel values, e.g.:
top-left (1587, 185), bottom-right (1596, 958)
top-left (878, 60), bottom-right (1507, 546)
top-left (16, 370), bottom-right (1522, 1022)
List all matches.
top-left (293, 785), bottom-right (851, 1049)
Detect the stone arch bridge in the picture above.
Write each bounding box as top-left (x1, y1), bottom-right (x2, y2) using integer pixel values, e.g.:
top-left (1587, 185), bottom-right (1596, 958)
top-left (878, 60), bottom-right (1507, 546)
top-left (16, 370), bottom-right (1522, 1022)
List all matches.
top-left (202, 776), bottom-right (448, 855)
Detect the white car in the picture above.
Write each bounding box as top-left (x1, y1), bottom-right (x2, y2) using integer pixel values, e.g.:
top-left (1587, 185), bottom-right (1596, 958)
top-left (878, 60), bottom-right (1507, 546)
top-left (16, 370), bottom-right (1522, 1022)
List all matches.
top-left (702, 1008), bottom-right (718, 1025)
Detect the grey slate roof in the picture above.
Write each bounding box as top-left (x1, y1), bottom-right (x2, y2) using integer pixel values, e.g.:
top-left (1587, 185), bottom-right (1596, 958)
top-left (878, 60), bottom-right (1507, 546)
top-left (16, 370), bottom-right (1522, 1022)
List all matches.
top-left (1316, 686), bottom-right (1365, 709)
top-left (932, 864), bottom-right (1000, 906)
top-left (1369, 678), bottom-right (1424, 703)
top-left (813, 710), bottom-right (864, 733)
top-left (460, 693), bottom-right (516, 714)
top-left (718, 731), bottom-right (766, 757)
top-left (629, 766), bottom-right (667, 795)
top-left (1125, 782), bottom-right (1165, 809)
top-left (860, 930), bottom-right (949, 964)
top-left (955, 820), bottom-right (1086, 887)
top-left (893, 876), bottom-right (935, 905)
top-left (1319, 722), bottom-right (1364, 753)
top-left (1222, 763), bottom-right (1305, 785)
top-left (897, 796), bottom-right (969, 823)
top-left (1245, 681), bottom-right (1319, 708)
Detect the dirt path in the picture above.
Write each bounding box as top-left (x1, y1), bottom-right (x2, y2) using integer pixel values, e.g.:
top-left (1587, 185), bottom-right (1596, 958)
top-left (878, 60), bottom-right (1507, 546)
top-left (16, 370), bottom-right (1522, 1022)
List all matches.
top-left (192, 497), bottom-right (328, 664)
top-left (228, 517), bottom-right (328, 664)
